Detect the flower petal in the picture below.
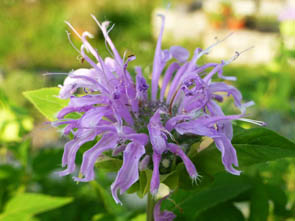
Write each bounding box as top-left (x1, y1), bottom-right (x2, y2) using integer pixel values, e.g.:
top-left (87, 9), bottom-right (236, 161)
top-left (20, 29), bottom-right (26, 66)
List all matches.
top-left (174, 120), bottom-right (218, 137)
top-left (168, 143), bottom-right (198, 180)
top-left (57, 95), bottom-right (105, 119)
top-left (148, 110), bottom-right (167, 154)
top-left (160, 62), bottom-right (180, 102)
top-left (59, 68), bottom-right (100, 99)
top-left (170, 46), bottom-right (189, 63)
top-left (111, 142), bottom-right (145, 204)
top-left (139, 155), bottom-right (150, 171)
top-left (152, 15), bottom-right (170, 101)
top-left (58, 130), bottom-right (97, 176)
top-left (214, 136), bottom-right (241, 175)
top-left (150, 152), bottom-right (162, 196)
top-left (74, 133), bottom-right (118, 182)
top-left (166, 63), bottom-right (189, 104)
top-left (165, 114), bottom-right (192, 132)
top-left (135, 66), bottom-right (149, 101)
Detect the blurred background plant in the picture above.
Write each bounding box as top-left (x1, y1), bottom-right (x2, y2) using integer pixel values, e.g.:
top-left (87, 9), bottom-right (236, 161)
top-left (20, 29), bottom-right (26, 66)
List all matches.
top-left (0, 0), bottom-right (294, 220)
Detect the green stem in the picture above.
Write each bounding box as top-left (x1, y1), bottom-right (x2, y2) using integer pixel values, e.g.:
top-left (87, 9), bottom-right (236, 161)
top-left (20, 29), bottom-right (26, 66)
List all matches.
top-left (146, 193), bottom-right (155, 221)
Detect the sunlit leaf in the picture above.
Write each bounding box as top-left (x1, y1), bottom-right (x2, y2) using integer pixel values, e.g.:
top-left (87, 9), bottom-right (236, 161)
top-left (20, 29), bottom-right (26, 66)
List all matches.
top-left (0, 193), bottom-right (73, 221)
top-left (23, 87), bottom-right (68, 121)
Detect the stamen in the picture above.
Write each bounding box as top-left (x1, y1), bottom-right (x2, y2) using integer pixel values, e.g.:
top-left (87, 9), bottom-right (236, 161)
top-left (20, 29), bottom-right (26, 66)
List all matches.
top-left (82, 31), bottom-right (94, 39)
top-left (240, 46), bottom-right (255, 54)
top-left (161, 128), bottom-right (177, 143)
top-left (66, 31), bottom-right (81, 54)
top-left (107, 23), bottom-right (115, 34)
top-left (122, 50), bottom-right (127, 64)
top-left (224, 46), bottom-right (254, 65)
top-left (198, 32), bottom-right (234, 59)
top-left (76, 55), bottom-right (83, 62)
top-left (43, 72), bottom-right (68, 76)
top-left (105, 39), bottom-right (115, 58)
top-left (104, 23), bottom-right (116, 58)
top-left (192, 174), bottom-right (202, 185)
top-left (238, 118), bottom-right (266, 126)
top-left (64, 21), bottom-right (82, 39)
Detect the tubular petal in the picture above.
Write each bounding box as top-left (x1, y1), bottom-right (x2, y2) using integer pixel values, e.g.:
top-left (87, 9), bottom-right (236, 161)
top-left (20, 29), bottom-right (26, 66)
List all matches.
top-left (111, 142), bottom-right (145, 204)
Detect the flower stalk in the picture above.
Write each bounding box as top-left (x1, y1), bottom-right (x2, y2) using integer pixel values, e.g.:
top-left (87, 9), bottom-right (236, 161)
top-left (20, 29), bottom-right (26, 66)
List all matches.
top-left (147, 193), bottom-right (155, 221)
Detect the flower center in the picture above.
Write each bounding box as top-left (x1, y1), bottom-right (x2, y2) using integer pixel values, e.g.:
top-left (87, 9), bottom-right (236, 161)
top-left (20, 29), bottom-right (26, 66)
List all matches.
top-left (134, 100), bottom-right (169, 133)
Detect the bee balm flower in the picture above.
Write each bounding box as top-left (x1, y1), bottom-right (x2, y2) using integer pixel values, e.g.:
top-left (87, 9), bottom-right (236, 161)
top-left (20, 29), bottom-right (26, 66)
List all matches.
top-left (55, 14), bottom-right (264, 206)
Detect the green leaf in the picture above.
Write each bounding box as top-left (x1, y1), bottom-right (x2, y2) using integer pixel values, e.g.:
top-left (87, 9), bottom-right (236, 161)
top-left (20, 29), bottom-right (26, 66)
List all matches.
top-left (128, 169), bottom-right (179, 198)
top-left (265, 184), bottom-right (291, 217)
top-left (0, 193), bottom-right (73, 221)
top-left (162, 170), bottom-right (179, 190)
top-left (0, 165), bottom-right (21, 181)
top-left (249, 182), bottom-right (269, 221)
top-left (9, 139), bottom-right (31, 167)
top-left (95, 156), bottom-right (122, 172)
top-left (136, 170), bottom-right (176, 198)
top-left (164, 173), bottom-right (251, 219)
top-left (32, 148), bottom-right (64, 177)
top-left (196, 127), bottom-right (295, 176)
top-left (90, 181), bottom-right (123, 216)
top-left (137, 169), bottom-right (153, 198)
top-left (23, 87), bottom-right (68, 121)
top-left (131, 213), bottom-right (146, 221)
top-left (195, 202), bottom-right (245, 221)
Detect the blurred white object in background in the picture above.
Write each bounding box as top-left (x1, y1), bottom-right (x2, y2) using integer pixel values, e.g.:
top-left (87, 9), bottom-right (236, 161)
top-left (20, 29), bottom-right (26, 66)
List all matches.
top-left (233, 0), bottom-right (256, 16)
top-left (152, 0), bottom-right (284, 65)
top-left (152, 8), bottom-right (208, 42)
top-left (259, 0), bottom-right (285, 17)
top-left (203, 29), bottom-right (279, 65)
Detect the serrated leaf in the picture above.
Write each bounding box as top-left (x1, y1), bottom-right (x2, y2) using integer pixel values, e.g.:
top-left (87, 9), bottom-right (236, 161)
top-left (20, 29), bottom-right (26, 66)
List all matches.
top-left (196, 127), bottom-right (295, 176)
top-left (23, 88), bottom-right (68, 121)
top-left (0, 193), bottom-right (73, 221)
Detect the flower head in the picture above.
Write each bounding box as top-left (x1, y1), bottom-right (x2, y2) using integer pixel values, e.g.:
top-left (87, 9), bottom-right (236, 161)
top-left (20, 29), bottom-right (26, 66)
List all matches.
top-left (55, 14), bottom-right (263, 205)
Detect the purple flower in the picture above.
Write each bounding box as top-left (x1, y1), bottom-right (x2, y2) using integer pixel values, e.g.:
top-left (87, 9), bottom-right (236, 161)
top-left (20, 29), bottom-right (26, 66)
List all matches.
top-left (55, 14), bottom-right (264, 207)
top-left (154, 195), bottom-right (176, 221)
